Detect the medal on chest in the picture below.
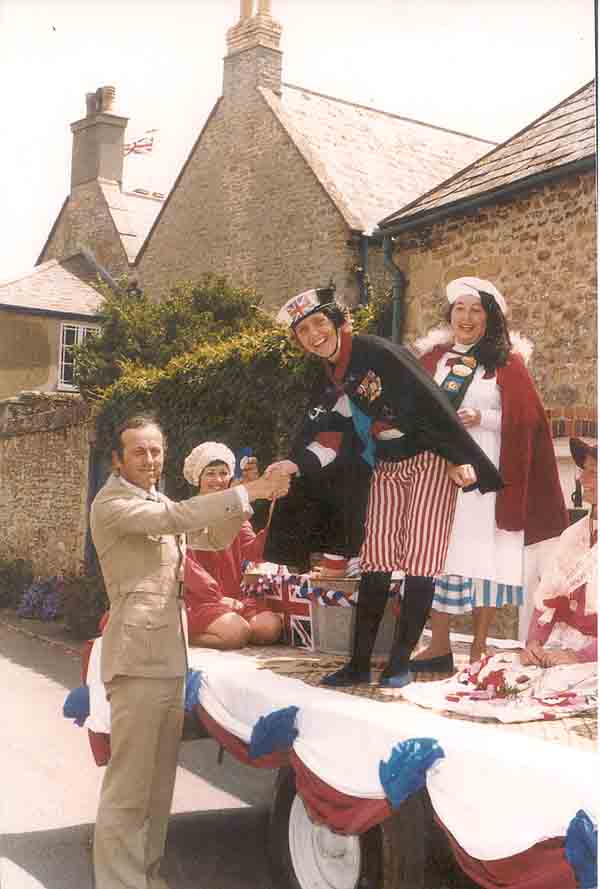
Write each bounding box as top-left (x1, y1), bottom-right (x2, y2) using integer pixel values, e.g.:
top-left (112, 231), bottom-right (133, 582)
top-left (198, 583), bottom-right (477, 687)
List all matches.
top-left (355, 370), bottom-right (382, 403)
top-left (440, 351), bottom-right (478, 407)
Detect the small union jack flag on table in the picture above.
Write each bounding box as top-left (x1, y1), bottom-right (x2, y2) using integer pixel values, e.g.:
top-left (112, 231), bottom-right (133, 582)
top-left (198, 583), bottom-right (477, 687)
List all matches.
top-left (241, 569), bottom-right (313, 649)
top-left (240, 571), bottom-right (404, 650)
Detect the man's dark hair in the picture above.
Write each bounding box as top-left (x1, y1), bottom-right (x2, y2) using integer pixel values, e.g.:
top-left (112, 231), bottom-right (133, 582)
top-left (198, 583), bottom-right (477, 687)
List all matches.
top-left (111, 414), bottom-right (165, 459)
top-left (291, 303), bottom-right (350, 339)
top-left (319, 303), bottom-right (350, 329)
top-left (445, 291), bottom-right (511, 373)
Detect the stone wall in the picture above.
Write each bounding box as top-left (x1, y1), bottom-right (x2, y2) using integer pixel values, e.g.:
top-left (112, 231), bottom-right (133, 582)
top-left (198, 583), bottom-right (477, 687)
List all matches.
top-left (40, 182), bottom-right (130, 278)
top-left (392, 170), bottom-right (597, 409)
top-left (0, 393), bottom-right (91, 578)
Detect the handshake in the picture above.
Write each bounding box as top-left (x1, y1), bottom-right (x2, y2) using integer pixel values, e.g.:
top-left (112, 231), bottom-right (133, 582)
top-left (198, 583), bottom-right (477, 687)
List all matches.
top-left (243, 459), bottom-right (299, 503)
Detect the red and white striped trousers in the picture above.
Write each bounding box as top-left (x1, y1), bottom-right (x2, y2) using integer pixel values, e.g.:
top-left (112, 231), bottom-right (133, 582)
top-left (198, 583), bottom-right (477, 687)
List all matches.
top-left (359, 451), bottom-right (458, 576)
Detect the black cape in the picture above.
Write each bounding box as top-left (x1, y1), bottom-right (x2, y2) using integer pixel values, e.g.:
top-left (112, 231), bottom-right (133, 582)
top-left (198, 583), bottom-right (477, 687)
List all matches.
top-left (265, 334), bottom-right (503, 568)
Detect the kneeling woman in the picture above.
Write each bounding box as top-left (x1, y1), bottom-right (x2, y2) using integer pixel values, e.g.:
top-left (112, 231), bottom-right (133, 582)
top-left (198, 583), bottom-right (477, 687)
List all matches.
top-left (183, 441), bottom-right (282, 649)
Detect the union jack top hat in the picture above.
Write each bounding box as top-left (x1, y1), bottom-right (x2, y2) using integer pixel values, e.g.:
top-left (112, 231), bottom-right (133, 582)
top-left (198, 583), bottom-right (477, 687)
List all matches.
top-left (276, 286), bottom-right (337, 329)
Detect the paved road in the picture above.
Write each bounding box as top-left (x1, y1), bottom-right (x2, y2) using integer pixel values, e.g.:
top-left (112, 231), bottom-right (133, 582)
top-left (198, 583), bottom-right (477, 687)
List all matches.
top-left (0, 624), bottom-right (277, 889)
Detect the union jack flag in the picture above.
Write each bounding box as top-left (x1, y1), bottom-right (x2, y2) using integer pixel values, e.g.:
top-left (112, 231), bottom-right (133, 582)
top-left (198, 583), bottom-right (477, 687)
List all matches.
top-left (123, 131), bottom-right (157, 157)
top-left (288, 292), bottom-right (314, 320)
top-left (241, 570), bottom-right (313, 649)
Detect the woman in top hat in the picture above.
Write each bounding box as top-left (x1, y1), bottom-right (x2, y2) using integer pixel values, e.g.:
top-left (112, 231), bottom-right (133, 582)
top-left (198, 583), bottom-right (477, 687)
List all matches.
top-left (266, 286), bottom-right (502, 688)
top-left (411, 277), bottom-right (567, 668)
top-left (183, 441), bottom-right (282, 649)
top-left (521, 436), bottom-right (597, 666)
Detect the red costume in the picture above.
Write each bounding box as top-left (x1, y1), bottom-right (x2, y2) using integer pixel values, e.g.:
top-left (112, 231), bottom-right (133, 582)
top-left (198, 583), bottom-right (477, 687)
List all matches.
top-left (184, 523), bottom-right (267, 636)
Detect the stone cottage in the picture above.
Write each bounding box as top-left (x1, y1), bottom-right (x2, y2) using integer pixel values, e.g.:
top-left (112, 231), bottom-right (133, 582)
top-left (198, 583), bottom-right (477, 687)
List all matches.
top-left (133, 0), bottom-right (494, 308)
top-left (374, 80), bottom-right (597, 507)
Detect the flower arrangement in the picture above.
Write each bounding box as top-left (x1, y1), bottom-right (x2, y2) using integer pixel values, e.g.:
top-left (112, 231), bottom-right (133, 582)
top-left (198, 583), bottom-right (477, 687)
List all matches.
top-left (17, 576), bottom-right (64, 621)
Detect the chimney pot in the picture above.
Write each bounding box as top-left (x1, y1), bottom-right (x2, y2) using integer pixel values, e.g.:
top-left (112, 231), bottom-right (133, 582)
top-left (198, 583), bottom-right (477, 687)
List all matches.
top-left (85, 92), bottom-right (98, 116)
top-left (96, 85), bottom-right (117, 113)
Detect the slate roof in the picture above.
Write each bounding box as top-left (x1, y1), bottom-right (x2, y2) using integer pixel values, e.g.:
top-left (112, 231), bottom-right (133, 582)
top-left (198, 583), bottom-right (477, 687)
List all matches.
top-left (100, 184), bottom-right (164, 263)
top-left (260, 84), bottom-right (495, 234)
top-left (0, 254), bottom-right (103, 318)
top-left (378, 81), bottom-right (596, 232)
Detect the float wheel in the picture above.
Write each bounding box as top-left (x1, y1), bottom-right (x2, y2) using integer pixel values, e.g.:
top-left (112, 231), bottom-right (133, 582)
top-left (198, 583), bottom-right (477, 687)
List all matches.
top-left (267, 767), bottom-right (432, 889)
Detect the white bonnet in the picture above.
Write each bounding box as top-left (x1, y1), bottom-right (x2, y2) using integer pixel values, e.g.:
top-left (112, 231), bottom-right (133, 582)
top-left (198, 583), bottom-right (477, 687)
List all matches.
top-left (446, 277), bottom-right (507, 315)
top-left (183, 441), bottom-right (235, 487)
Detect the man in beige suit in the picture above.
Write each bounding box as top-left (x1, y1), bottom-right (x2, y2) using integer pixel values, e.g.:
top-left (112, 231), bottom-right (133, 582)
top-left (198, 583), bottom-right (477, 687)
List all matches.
top-left (90, 414), bottom-right (288, 889)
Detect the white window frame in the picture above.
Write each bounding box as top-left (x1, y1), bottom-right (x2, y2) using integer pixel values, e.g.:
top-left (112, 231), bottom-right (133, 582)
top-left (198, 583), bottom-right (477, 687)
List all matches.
top-left (58, 322), bottom-right (99, 391)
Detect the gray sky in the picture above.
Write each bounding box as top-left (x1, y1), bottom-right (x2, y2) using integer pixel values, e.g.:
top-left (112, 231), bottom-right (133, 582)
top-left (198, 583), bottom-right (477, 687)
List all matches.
top-left (0, 0), bottom-right (595, 281)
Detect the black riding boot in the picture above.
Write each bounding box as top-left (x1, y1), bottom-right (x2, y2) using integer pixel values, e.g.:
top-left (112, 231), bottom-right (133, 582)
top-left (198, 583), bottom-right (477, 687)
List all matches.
top-left (379, 575), bottom-right (434, 687)
top-left (321, 571), bottom-right (391, 687)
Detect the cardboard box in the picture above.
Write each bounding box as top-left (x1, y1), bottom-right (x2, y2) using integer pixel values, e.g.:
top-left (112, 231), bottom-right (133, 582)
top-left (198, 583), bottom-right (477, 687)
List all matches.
top-left (310, 576), bottom-right (396, 656)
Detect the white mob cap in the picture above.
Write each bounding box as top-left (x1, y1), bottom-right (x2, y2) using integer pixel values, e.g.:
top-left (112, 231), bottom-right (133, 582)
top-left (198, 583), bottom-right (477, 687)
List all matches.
top-left (446, 277), bottom-right (507, 315)
top-left (183, 441), bottom-right (235, 487)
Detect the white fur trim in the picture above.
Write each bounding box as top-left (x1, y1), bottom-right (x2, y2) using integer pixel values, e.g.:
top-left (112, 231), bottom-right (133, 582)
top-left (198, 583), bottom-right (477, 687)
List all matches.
top-left (413, 326), bottom-right (453, 357)
top-left (413, 325), bottom-right (533, 366)
top-left (509, 332), bottom-right (533, 365)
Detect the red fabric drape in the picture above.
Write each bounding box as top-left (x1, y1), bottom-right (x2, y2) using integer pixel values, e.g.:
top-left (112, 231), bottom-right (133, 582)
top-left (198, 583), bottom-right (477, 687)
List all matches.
top-left (289, 750), bottom-right (392, 835)
top-left (89, 691), bottom-right (577, 889)
top-left (196, 705), bottom-right (289, 769)
top-left (88, 730), bottom-right (111, 766)
top-left (195, 706), bottom-right (391, 834)
top-left (438, 817), bottom-right (577, 889)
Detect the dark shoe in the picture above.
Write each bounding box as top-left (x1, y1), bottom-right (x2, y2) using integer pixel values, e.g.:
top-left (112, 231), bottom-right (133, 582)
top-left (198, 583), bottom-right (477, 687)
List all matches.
top-left (320, 664), bottom-right (371, 687)
top-left (379, 669), bottom-right (413, 689)
top-left (409, 653), bottom-right (454, 673)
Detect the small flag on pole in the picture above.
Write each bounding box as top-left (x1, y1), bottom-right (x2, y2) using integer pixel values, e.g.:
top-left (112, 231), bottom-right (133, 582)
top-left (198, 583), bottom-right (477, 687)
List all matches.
top-left (123, 130), bottom-right (158, 157)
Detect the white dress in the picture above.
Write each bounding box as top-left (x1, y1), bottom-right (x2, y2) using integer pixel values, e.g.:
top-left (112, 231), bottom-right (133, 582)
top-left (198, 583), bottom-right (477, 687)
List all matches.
top-left (432, 346), bottom-right (525, 612)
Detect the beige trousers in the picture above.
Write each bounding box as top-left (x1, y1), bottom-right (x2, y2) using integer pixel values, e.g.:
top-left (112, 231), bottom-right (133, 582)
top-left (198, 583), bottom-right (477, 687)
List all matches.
top-left (93, 675), bottom-right (184, 889)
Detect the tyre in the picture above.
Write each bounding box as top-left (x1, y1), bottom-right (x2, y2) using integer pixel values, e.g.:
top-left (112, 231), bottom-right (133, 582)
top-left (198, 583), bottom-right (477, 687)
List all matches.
top-left (267, 767), bottom-right (430, 889)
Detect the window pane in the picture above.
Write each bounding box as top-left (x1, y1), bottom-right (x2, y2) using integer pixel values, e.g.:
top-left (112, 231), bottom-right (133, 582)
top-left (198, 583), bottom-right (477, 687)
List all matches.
top-left (60, 324), bottom-right (98, 387)
top-left (62, 361), bottom-right (75, 386)
top-left (63, 326), bottom-right (77, 346)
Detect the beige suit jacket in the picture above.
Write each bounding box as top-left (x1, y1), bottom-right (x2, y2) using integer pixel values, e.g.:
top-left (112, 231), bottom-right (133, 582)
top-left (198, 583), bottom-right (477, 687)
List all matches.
top-left (90, 473), bottom-right (246, 682)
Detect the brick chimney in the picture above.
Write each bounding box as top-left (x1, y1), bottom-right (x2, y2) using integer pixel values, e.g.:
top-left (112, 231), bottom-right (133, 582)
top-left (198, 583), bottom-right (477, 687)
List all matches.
top-left (223, 0), bottom-right (283, 100)
top-left (70, 85), bottom-right (128, 189)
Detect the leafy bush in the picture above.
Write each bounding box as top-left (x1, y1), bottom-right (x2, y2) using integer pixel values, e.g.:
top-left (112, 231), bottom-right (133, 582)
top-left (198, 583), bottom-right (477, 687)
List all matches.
top-left (62, 572), bottom-right (108, 640)
top-left (72, 271), bottom-right (389, 503)
top-left (74, 275), bottom-right (266, 398)
top-left (0, 558), bottom-right (34, 609)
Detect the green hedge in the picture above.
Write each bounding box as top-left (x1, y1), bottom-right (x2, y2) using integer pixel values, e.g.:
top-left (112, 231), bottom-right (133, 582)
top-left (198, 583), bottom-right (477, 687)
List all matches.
top-left (92, 297), bottom-right (381, 497)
